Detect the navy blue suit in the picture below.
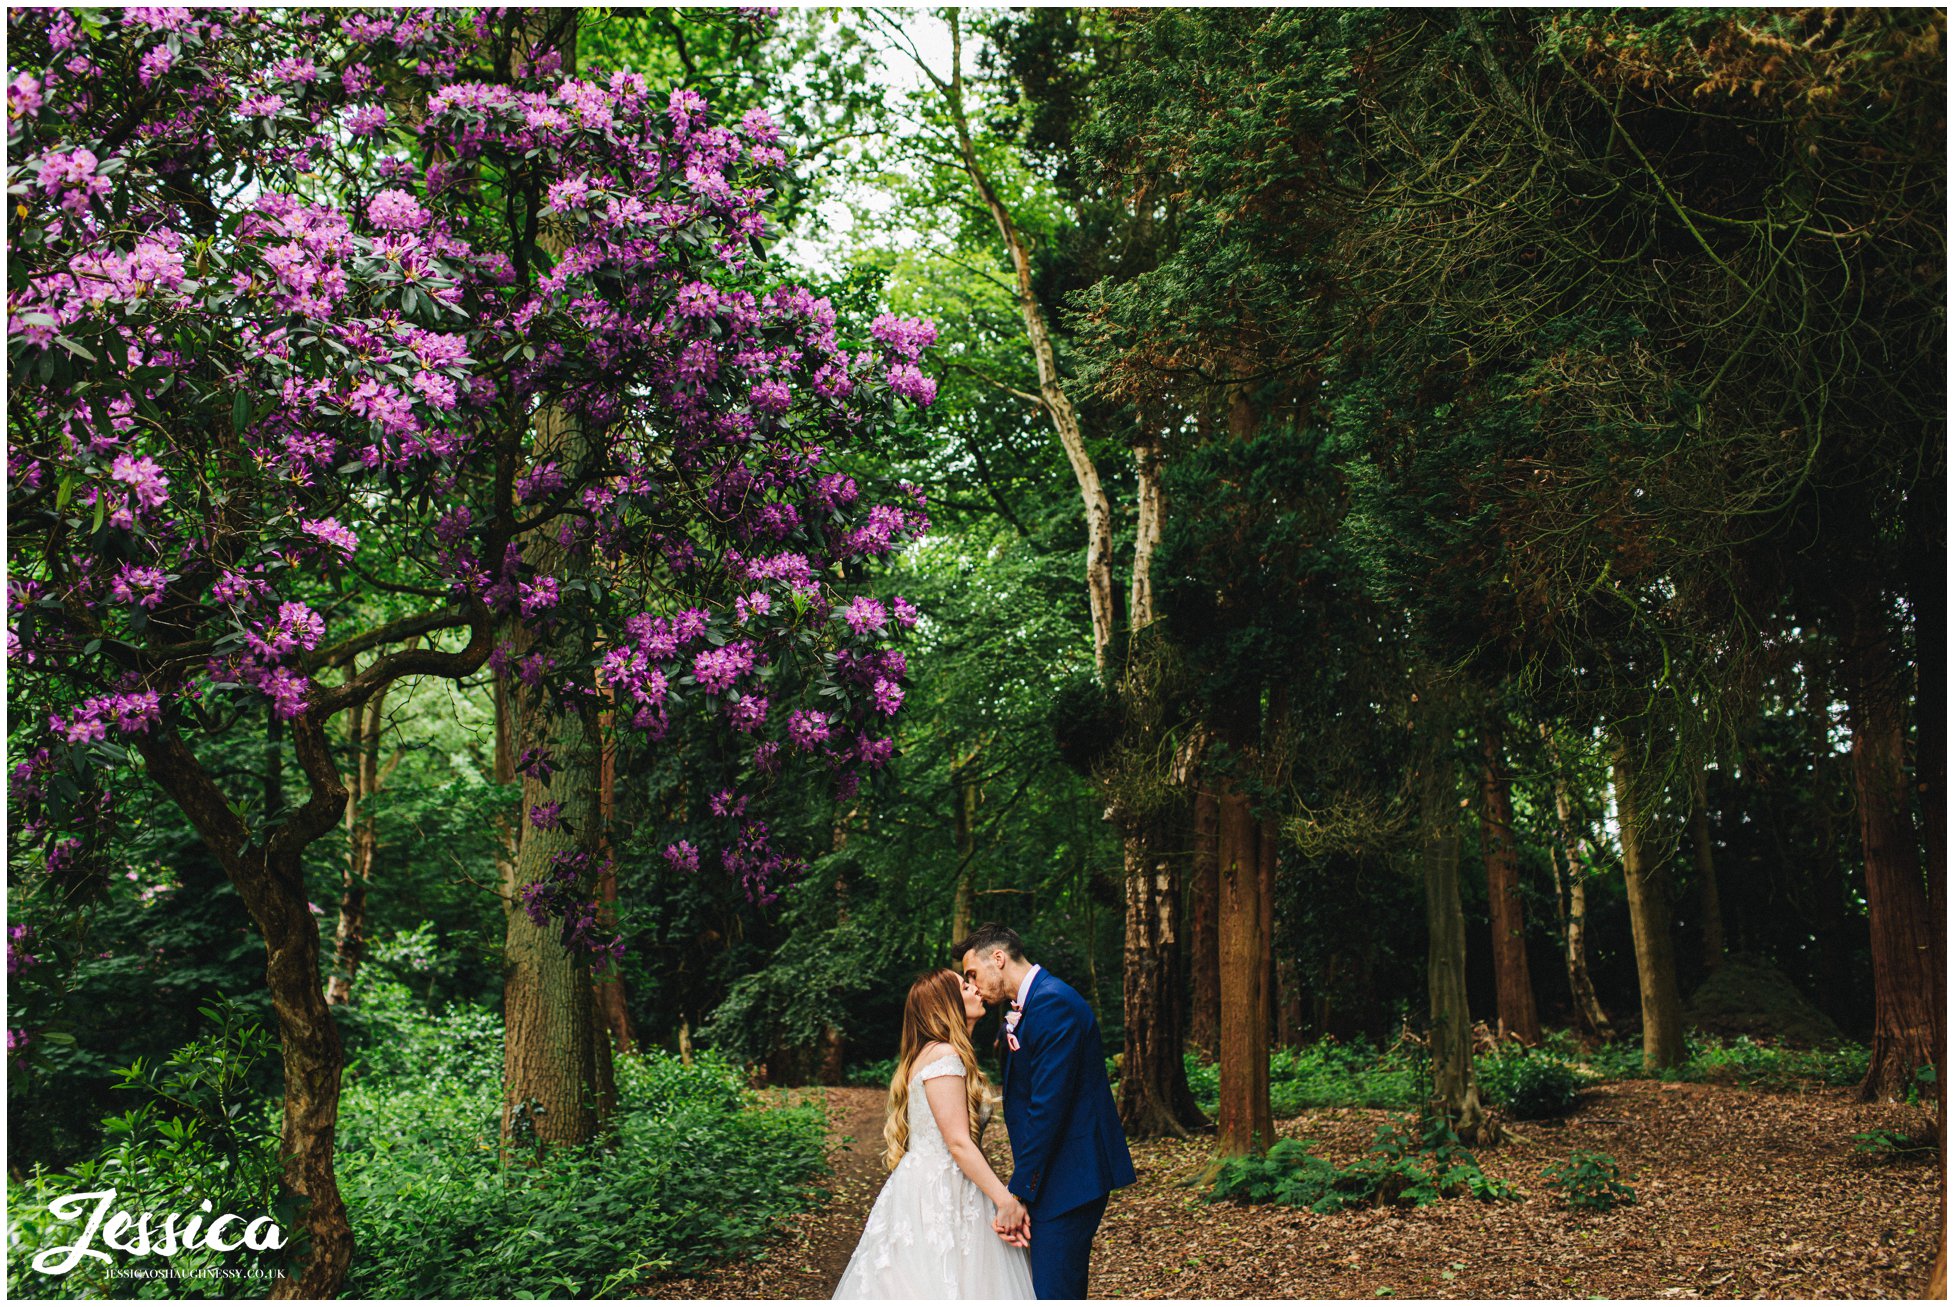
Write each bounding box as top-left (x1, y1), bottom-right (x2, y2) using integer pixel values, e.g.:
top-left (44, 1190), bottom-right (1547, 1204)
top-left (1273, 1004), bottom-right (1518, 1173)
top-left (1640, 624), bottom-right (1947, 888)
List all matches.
top-left (1000, 969), bottom-right (1136, 1299)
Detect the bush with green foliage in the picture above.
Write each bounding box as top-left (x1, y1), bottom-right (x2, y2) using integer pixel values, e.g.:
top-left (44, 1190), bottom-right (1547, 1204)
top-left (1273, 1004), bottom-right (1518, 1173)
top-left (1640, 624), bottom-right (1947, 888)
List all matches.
top-left (7, 999), bottom-right (292, 1299)
top-left (1476, 1049), bottom-right (1587, 1118)
top-left (847, 1057), bottom-right (899, 1089)
top-left (335, 961), bottom-right (830, 1298)
top-left (9, 934), bottom-right (833, 1300)
top-left (1541, 1150), bottom-right (1635, 1212)
top-left (1208, 1109), bottom-right (1516, 1214)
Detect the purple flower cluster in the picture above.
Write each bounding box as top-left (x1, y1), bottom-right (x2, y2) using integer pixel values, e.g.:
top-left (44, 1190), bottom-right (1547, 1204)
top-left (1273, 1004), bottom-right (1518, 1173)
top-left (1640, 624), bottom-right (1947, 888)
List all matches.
top-left (517, 849), bottom-right (625, 972)
top-left (8, 6), bottom-right (937, 913)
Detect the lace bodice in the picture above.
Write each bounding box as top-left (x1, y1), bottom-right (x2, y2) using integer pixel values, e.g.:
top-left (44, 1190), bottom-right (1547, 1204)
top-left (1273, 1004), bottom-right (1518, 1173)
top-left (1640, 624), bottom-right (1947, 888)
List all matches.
top-left (907, 1053), bottom-right (989, 1162)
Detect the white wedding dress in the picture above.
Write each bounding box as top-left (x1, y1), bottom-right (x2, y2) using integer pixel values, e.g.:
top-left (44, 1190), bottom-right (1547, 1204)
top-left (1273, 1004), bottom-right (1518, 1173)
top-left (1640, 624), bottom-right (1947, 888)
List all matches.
top-left (832, 1053), bottom-right (1036, 1299)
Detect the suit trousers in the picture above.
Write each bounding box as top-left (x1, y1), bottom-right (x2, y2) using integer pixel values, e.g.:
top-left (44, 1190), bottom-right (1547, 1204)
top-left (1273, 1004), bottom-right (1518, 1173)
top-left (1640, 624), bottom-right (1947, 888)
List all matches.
top-left (1027, 1191), bottom-right (1109, 1300)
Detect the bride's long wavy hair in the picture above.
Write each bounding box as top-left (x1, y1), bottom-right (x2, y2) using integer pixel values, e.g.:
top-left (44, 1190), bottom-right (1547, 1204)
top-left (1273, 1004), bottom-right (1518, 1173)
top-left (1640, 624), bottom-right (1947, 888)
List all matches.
top-left (882, 969), bottom-right (996, 1172)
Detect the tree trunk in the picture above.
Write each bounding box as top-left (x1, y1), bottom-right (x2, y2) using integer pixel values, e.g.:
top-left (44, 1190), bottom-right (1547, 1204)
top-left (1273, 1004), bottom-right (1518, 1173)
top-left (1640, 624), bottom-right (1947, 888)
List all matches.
top-left (1276, 955), bottom-right (1305, 1049)
top-left (1118, 818), bottom-right (1206, 1137)
top-left (133, 720), bottom-right (357, 1298)
top-left (1688, 765), bottom-right (1725, 974)
top-left (327, 675), bottom-right (404, 1007)
top-left (938, 13), bottom-right (1115, 675)
top-left (591, 690), bottom-right (636, 1056)
top-left (1612, 741), bottom-right (1687, 1071)
top-left (1130, 430), bottom-right (1165, 648)
top-left (1539, 723), bottom-right (1613, 1041)
top-left (1215, 778), bottom-right (1273, 1155)
top-left (1188, 787), bottom-right (1221, 1059)
top-left (1419, 693), bottom-right (1494, 1144)
top-left (1477, 718), bottom-right (1540, 1046)
top-left (951, 749), bottom-right (980, 948)
top-left (1845, 609), bottom-right (1943, 1103)
top-left (1259, 812), bottom-right (1279, 1049)
top-left (501, 716), bottom-right (603, 1151)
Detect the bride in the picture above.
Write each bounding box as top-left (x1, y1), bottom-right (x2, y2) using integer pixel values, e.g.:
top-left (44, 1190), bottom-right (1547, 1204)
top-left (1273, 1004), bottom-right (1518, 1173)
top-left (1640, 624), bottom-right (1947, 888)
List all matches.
top-left (832, 969), bottom-right (1035, 1299)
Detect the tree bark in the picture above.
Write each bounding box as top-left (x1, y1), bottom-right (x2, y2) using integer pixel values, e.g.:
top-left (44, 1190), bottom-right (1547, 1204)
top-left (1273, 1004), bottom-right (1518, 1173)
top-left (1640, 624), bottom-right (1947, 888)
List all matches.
top-left (1418, 691), bottom-right (1494, 1144)
top-left (1259, 811), bottom-right (1280, 1049)
top-left (1216, 778), bottom-right (1274, 1155)
top-left (591, 688), bottom-right (636, 1057)
top-left (500, 694), bottom-right (604, 1152)
top-left (1189, 786), bottom-right (1221, 1059)
top-left (1844, 607), bottom-right (1943, 1103)
top-left (936, 12), bottom-right (1115, 675)
top-left (1539, 723), bottom-right (1613, 1041)
top-left (1612, 741), bottom-right (1688, 1071)
top-left (1477, 718), bottom-right (1540, 1045)
top-left (951, 747), bottom-right (980, 948)
top-left (133, 719), bottom-right (355, 1298)
top-left (1688, 764), bottom-right (1725, 974)
top-left (327, 675), bottom-right (403, 1006)
top-left (1118, 818), bottom-right (1207, 1137)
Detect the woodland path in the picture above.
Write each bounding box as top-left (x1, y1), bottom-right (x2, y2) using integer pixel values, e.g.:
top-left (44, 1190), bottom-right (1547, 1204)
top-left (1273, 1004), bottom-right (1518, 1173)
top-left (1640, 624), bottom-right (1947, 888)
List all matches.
top-left (634, 1079), bottom-right (1940, 1299)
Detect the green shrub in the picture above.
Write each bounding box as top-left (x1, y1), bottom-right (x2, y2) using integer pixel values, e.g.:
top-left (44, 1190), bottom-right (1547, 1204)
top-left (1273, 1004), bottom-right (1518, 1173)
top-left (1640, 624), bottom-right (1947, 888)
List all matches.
top-left (1541, 1150), bottom-right (1635, 1211)
top-left (846, 1057), bottom-right (898, 1088)
top-left (336, 972), bottom-right (829, 1299)
top-left (1207, 1110), bottom-right (1516, 1214)
top-left (7, 998), bottom-right (293, 1299)
top-left (1477, 1050), bottom-right (1585, 1118)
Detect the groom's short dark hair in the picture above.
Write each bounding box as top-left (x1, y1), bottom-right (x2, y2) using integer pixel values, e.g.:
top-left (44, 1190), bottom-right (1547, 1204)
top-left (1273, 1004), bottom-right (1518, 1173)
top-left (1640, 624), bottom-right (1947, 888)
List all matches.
top-left (953, 922), bottom-right (1025, 963)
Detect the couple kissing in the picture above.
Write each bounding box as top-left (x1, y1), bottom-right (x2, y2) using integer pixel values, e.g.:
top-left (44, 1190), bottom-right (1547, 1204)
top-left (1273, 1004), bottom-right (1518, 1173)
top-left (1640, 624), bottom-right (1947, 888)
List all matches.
top-left (832, 924), bottom-right (1136, 1300)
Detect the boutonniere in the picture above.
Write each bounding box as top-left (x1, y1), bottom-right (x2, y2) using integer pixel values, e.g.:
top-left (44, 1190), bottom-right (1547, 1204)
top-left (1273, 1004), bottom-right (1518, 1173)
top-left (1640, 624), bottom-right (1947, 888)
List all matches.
top-left (1003, 1004), bottom-right (1023, 1051)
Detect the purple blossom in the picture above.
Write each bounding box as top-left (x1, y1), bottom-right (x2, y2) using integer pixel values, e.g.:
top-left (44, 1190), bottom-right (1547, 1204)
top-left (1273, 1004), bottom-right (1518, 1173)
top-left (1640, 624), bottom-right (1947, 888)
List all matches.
top-left (726, 693), bottom-right (768, 733)
top-left (692, 640), bottom-right (755, 693)
top-left (529, 802), bottom-right (564, 831)
top-left (301, 517), bottom-right (358, 560)
top-left (887, 363), bottom-right (937, 406)
top-left (892, 596), bottom-right (920, 628)
top-left (870, 677), bottom-right (903, 715)
top-left (842, 595), bottom-right (887, 636)
top-left (786, 709), bottom-right (831, 749)
top-left (663, 840), bottom-right (699, 874)
top-left (110, 564), bottom-right (168, 609)
top-left (368, 188), bottom-right (430, 232)
top-left (345, 103), bottom-right (388, 136)
top-left (870, 313), bottom-right (938, 360)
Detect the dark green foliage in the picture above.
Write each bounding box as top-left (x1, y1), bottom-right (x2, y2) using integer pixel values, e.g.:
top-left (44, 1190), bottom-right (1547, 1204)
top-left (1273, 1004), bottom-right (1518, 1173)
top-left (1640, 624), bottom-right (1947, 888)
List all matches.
top-left (8, 999), bottom-right (297, 1298)
top-left (1540, 1150), bottom-right (1636, 1212)
top-left (333, 972), bottom-right (829, 1299)
top-left (1850, 1127), bottom-right (1938, 1161)
top-left (1207, 1110), bottom-right (1516, 1214)
top-left (1048, 670), bottom-right (1124, 776)
top-left (1475, 1050), bottom-right (1586, 1119)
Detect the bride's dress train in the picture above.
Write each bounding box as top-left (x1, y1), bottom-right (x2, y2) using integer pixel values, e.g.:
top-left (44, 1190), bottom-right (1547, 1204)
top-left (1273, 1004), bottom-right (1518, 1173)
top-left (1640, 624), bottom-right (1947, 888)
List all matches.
top-left (831, 1053), bottom-right (1035, 1299)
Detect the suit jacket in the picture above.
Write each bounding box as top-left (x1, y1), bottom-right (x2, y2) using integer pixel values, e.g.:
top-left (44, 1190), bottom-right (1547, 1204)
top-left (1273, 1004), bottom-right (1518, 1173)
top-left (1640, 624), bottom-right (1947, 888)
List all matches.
top-left (1000, 969), bottom-right (1137, 1218)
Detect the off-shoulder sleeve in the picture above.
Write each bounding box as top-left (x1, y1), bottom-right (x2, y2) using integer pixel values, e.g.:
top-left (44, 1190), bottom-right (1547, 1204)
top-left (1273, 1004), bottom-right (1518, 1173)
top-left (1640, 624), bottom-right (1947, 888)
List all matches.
top-left (915, 1053), bottom-right (968, 1082)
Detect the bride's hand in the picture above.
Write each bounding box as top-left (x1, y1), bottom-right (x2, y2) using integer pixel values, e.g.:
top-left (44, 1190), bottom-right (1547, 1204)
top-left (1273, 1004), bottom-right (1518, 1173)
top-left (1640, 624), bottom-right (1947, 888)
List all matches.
top-left (992, 1194), bottom-right (1029, 1247)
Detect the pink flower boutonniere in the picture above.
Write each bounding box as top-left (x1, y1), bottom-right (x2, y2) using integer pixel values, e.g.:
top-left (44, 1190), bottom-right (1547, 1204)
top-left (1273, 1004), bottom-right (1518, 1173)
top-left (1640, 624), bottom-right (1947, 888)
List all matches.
top-left (1003, 1004), bottom-right (1023, 1051)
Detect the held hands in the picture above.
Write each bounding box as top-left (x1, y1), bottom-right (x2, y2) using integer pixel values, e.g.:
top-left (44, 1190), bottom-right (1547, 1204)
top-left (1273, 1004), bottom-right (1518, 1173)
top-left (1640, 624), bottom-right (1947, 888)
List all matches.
top-left (992, 1194), bottom-right (1030, 1249)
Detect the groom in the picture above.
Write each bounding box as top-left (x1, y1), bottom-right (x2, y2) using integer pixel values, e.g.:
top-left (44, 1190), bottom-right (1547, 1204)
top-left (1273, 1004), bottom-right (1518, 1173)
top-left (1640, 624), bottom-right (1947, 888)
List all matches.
top-left (956, 923), bottom-right (1136, 1300)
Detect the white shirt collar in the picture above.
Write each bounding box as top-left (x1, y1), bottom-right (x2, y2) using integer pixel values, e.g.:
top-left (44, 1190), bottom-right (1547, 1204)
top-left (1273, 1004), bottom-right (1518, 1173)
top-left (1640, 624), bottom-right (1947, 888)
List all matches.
top-left (1011, 963), bottom-right (1042, 1009)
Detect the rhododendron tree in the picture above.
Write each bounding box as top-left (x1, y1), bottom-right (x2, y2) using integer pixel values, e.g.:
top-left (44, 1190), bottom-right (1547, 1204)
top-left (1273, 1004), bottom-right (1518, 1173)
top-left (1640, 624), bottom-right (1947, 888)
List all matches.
top-left (7, 7), bottom-right (933, 1294)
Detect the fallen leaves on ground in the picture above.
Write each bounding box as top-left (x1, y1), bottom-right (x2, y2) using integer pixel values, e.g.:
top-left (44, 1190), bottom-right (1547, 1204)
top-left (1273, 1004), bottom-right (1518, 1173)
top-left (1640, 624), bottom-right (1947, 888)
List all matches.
top-left (634, 1079), bottom-right (1941, 1299)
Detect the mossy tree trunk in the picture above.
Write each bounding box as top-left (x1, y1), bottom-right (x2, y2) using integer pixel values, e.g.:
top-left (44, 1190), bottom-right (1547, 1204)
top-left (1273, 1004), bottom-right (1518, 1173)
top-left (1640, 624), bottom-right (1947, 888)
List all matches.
top-left (1611, 740), bottom-right (1687, 1072)
top-left (1477, 717), bottom-right (1540, 1046)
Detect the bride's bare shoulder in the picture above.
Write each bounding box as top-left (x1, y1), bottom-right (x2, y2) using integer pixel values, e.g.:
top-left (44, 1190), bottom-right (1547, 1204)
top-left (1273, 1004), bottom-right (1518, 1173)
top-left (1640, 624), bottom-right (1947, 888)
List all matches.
top-left (917, 1041), bottom-right (962, 1066)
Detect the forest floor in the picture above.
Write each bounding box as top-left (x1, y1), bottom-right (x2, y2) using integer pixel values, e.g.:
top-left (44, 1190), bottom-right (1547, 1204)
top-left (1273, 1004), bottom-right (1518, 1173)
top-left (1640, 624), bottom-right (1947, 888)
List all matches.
top-left (630, 1079), bottom-right (1942, 1300)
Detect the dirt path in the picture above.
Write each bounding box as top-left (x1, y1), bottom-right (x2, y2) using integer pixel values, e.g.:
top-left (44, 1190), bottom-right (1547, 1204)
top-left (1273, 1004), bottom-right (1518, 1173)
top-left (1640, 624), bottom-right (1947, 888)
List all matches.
top-left (635, 1080), bottom-right (1940, 1300)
